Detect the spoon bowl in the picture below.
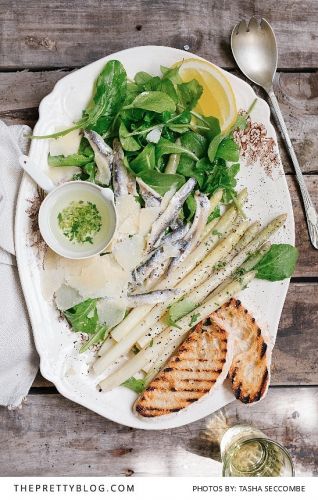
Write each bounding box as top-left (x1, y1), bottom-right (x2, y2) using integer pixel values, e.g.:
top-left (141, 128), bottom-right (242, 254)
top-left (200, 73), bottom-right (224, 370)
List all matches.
top-left (231, 17), bottom-right (277, 92)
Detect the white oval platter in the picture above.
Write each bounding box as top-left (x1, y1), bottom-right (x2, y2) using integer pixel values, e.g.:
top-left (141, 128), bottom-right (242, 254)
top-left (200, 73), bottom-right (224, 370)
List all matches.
top-left (15, 46), bottom-right (294, 429)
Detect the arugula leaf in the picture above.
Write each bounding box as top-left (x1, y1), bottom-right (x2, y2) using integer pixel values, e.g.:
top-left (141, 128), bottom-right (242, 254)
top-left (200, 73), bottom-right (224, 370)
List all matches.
top-left (134, 71), bottom-right (153, 85)
top-left (156, 137), bottom-right (199, 162)
top-left (168, 111), bottom-right (191, 125)
top-left (184, 194), bottom-right (197, 221)
top-left (80, 325), bottom-right (108, 353)
top-left (119, 122), bottom-right (140, 151)
top-left (160, 64), bottom-right (182, 84)
top-left (207, 205), bottom-right (221, 223)
top-left (84, 60), bottom-right (127, 134)
top-left (137, 170), bottom-right (185, 195)
top-left (254, 244), bottom-right (298, 281)
top-left (129, 144), bottom-right (156, 173)
top-left (82, 161), bottom-right (96, 183)
top-left (32, 60), bottom-right (127, 139)
top-left (157, 79), bottom-right (178, 103)
top-left (48, 153), bottom-right (94, 167)
top-left (201, 116), bottom-right (221, 138)
top-left (78, 136), bottom-right (94, 157)
top-left (125, 91), bottom-right (177, 113)
top-left (181, 131), bottom-right (207, 159)
top-left (189, 312), bottom-right (200, 327)
top-left (207, 133), bottom-right (225, 162)
top-left (216, 137), bottom-right (240, 162)
top-left (122, 377), bottom-right (146, 393)
top-left (64, 299), bottom-right (99, 334)
top-left (177, 156), bottom-right (205, 189)
top-left (204, 160), bottom-right (239, 202)
top-left (168, 299), bottom-right (196, 325)
top-left (177, 79), bottom-right (203, 110)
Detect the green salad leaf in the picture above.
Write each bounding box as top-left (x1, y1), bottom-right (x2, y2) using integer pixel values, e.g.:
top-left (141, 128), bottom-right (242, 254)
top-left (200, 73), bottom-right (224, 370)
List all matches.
top-left (130, 144), bottom-right (156, 173)
top-left (254, 244), bottom-right (298, 281)
top-left (48, 153), bottom-right (94, 167)
top-left (177, 79), bottom-right (203, 110)
top-left (136, 170), bottom-right (185, 195)
top-left (122, 377), bottom-right (146, 393)
top-left (64, 299), bottom-right (99, 334)
top-left (156, 137), bottom-right (200, 162)
top-left (216, 137), bottom-right (240, 162)
top-left (80, 325), bottom-right (108, 353)
top-left (119, 121), bottom-right (141, 152)
top-left (32, 60), bottom-right (127, 139)
top-left (168, 299), bottom-right (196, 326)
top-left (125, 91), bottom-right (177, 113)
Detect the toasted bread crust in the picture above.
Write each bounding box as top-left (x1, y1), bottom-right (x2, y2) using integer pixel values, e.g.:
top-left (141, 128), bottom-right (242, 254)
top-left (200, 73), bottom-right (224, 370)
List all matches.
top-left (211, 298), bottom-right (270, 404)
top-left (135, 319), bottom-right (229, 417)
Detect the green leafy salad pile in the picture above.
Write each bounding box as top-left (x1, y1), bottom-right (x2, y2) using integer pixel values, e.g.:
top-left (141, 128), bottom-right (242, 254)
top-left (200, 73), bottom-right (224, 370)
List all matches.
top-left (35, 59), bottom-right (252, 213)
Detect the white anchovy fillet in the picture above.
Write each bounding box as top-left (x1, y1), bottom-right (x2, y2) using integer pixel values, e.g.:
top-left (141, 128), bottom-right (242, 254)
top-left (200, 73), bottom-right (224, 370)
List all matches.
top-left (144, 259), bottom-right (172, 290)
top-left (137, 178), bottom-right (162, 207)
top-left (84, 130), bottom-right (113, 185)
top-left (126, 289), bottom-right (180, 307)
top-left (131, 241), bottom-right (183, 287)
top-left (146, 178), bottom-right (196, 251)
top-left (153, 221), bottom-right (191, 249)
top-left (113, 139), bottom-right (136, 196)
top-left (169, 192), bottom-right (210, 272)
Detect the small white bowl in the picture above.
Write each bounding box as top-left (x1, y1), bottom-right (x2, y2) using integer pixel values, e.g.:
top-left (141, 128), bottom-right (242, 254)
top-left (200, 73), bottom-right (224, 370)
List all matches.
top-left (38, 181), bottom-right (117, 259)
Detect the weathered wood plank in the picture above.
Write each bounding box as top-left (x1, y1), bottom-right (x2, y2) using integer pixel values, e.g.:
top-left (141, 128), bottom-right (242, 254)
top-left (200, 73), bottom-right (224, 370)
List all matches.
top-left (1, 388), bottom-right (317, 476)
top-left (287, 175), bottom-right (318, 278)
top-left (1, 70), bottom-right (317, 175)
top-left (272, 283), bottom-right (318, 385)
top-left (1, 1), bottom-right (318, 70)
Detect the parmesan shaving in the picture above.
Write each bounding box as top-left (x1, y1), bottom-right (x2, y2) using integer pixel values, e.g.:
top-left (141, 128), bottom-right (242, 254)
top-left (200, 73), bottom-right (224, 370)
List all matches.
top-left (112, 235), bottom-right (144, 272)
top-left (115, 194), bottom-right (141, 235)
top-left (55, 285), bottom-right (83, 311)
top-left (97, 298), bottom-right (127, 328)
top-left (139, 207), bottom-right (160, 237)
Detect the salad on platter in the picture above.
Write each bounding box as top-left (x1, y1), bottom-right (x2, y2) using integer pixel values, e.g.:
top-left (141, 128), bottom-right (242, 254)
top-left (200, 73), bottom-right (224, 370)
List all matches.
top-left (32, 57), bottom-right (298, 418)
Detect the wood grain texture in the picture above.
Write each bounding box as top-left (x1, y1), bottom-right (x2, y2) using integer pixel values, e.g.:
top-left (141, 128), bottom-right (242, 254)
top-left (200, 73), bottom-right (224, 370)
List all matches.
top-left (272, 283), bottom-right (318, 385)
top-left (1, 388), bottom-right (317, 476)
top-left (1, 70), bottom-right (317, 175)
top-left (1, 1), bottom-right (318, 70)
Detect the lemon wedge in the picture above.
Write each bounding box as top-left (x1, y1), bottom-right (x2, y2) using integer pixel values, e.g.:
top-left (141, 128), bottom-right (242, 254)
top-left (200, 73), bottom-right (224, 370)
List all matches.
top-left (176, 58), bottom-right (237, 132)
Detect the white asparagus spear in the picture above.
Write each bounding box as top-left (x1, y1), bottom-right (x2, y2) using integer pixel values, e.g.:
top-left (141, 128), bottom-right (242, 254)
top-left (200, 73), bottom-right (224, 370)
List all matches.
top-left (138, 215), bottom-right (285, 352)
top-left (108, 189), bottom-right (247, 345)
top-left (211, 241), bottom-right (271, 297)
top-left (98, 271), bottom-right (256, 392)
top-left (135, 219), bottom-right (251, 350)
top-left (93, 220), bottom-right (246, 376)
top-left (158, 214), bottom-right (287, 326)
top-left (143, 242), bottom-right (271, 375)
top-left (98, 337), bottom-right (116, 357)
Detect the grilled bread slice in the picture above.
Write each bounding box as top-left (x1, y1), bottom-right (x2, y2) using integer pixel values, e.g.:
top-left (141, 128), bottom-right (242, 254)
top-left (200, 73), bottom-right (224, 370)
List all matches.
top-left (211, 298), bottom-right (271, 404)
top-left (135, 318), bottom-right (230, 418)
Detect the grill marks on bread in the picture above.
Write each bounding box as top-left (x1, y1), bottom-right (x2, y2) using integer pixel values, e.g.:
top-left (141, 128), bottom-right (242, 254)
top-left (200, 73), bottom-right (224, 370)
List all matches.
top-left (135, 319), bottom-right (229, 417)
top-left (211, 298), bottom-right (270, 404)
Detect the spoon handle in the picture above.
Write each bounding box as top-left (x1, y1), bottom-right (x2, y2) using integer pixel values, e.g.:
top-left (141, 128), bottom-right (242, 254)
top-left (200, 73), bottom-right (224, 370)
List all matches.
top-left (267, 88), bottom-right (318, 250)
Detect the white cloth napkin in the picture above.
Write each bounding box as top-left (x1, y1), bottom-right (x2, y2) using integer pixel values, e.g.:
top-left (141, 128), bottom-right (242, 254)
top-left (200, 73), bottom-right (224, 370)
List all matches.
top-left (0, 120), bottom-right (39, 407)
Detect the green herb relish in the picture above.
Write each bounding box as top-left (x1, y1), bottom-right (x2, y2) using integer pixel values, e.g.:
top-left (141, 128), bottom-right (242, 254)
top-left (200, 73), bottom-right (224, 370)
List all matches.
top-left (57, 200), bottom-right (102, 244)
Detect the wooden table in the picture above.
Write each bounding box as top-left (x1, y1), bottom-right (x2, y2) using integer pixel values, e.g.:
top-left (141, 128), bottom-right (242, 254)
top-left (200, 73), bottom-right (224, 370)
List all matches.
top-left (0, 0), bottom-right (317, 477)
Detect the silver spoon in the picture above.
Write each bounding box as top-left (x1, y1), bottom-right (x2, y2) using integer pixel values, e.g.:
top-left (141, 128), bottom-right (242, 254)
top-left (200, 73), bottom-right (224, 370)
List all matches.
top-left (231, 17), bottom-right (318, 249)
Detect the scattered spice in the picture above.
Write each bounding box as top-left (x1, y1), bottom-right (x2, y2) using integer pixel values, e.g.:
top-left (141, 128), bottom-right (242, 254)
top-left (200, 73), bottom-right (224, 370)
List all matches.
top-left (233, 113), bottom-right (280, 178)
top-left (26, 190), bottom-right (47, 254)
